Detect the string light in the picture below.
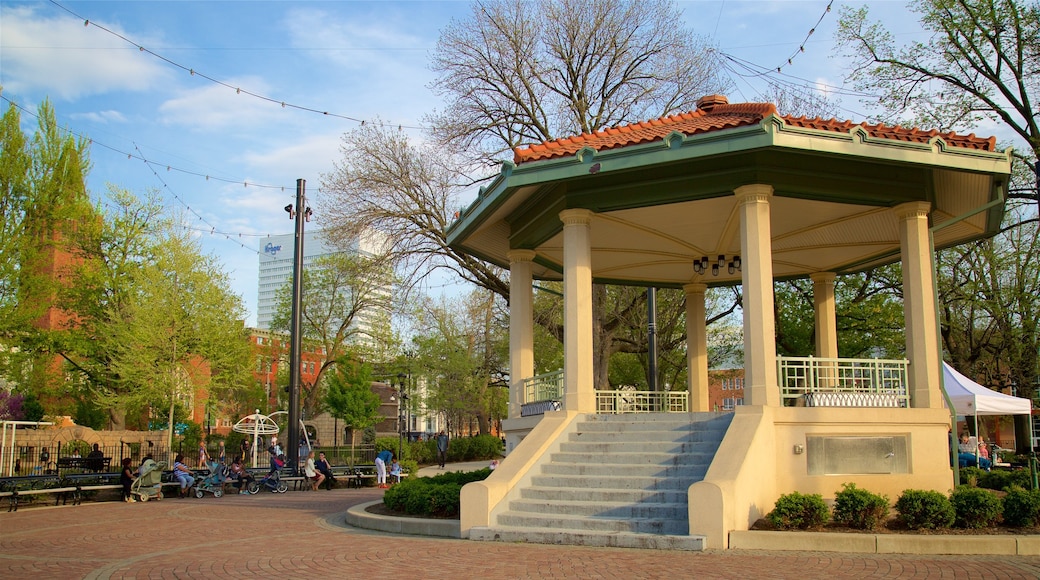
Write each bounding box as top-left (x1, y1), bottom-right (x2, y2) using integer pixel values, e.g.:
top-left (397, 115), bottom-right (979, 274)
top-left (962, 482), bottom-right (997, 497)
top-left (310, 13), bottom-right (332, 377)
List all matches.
top-left (774, 0), bottom-right (833, 74)
top-left (0, 93), bottom-right (301, 192)
top-left (47, 0), bottom-right (426, 131)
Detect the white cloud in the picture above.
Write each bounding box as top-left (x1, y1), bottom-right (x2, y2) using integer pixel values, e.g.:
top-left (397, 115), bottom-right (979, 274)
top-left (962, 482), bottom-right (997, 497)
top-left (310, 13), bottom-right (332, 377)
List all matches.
top-left (283, 7), bottom-right (428, 71)
top-left (157, 76), bottom-right (282, 129)
top-left (238, 132), bottom-right (343, 183)
top-left (0, 6), bottom-right (170, 100)
top-left (70, 110), bottom-right (127, 124)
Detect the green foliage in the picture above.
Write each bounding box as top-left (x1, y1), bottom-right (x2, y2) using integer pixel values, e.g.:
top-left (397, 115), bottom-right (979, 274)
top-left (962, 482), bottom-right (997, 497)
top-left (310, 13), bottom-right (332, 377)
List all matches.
top-left (950, 486), bottom-right (1003, 529)
top-left (767, 492), bottom-right (830, 530)
top-left (774, 268), bottom-right (905, 359)
top-left (1002, 487), bottom-right (1040, 527)
top-left (977, 469), bottom-right (1034, 492)
top-left (72, 397), bottom-right (107, 430)
top-left (894, 489), bottom-right (955, 530)
top-left (271, 254), bottom-right (395, 417)
top-left (178, 422), bottom-right (203, 454)
top-left (323, 357), bottom-right (383, 446)
top-left (832, 483), bottom-right (890, 530)
top-left (445, 435), bottom-right (503, 462)
top-left (17, 389), bottom-right (45, 422)
top-left (407, 439), bottom-right (437, 464)
top-left (382, 468), bottom-right (493, 517)
top-left (959, 466), bottom-right (986, 486)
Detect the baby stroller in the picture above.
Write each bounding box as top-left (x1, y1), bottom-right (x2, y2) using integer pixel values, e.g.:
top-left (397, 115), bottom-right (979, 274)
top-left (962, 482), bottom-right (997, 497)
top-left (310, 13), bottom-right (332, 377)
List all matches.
top-left (132, 458), bottom-right (166, 502)
top-left (194, 459), bottom-right (228, 498)
top-left (252, 454), bottom-right (288, 493)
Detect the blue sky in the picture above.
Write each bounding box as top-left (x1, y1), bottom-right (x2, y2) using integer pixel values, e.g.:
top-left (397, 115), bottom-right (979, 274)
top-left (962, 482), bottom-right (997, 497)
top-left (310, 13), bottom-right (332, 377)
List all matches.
top-left (1, 0), bottom-right (934, 326)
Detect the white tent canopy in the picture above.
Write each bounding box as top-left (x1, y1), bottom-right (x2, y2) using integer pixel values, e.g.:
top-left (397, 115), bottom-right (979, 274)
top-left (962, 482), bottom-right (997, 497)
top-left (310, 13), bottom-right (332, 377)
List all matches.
top-left (942, 362), bottom-right (1031, 416)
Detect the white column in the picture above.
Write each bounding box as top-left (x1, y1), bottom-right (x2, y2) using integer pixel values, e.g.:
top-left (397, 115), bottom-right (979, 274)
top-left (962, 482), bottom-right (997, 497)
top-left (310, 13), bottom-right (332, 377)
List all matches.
top-left (684, 283), bottom-right (709, 412)
top-left (560, 208), bottom-right (595, 413)
top-left (896, 201), bottom-right (941, 409)
top-left (735, 184), bottom-right (779, 407)
top-left (811, 272), bottom-right (839, 359)
top-left (508, 250), bottom-right (536, 420)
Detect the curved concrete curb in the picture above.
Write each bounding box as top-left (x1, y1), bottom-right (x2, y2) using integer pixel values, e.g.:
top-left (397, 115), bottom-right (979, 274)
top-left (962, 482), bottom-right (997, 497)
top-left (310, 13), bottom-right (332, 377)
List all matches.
top-left (730, 530), bottom-right (1040, 555)
top-left (345, 500), bottom-right (461, 539)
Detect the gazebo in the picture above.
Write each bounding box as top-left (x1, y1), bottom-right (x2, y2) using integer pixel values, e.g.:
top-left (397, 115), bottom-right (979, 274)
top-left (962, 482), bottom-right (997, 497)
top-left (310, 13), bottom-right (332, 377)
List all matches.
top-left (446, 95), bottom-right (1012, 548)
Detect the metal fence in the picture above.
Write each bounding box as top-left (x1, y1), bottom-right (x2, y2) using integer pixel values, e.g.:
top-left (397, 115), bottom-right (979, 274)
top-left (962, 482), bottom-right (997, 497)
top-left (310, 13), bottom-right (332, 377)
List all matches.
top-left (595, 390), bottom-right (689, 413)
top-left (777, 355), bottom-right (910, 407)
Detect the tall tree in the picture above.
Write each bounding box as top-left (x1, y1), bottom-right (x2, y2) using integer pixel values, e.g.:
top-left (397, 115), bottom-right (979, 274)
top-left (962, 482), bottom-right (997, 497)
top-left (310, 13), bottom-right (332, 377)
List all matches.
top-left (323, 356), bottom-right (384, 453)
top-left (270, 252), bottom-right (394, 417)
top-left (321, 0), bottom-right (729, 388)
top-left (410, 289), bottom-right (508, 436)
top-left (836, 0), bottom-right (1039, 201)
top-left (0, 99), bottom-right (93, 409)
top-left (837, 0), bottom-right (1040, 449)
top-left (94, 226), bottom-right (252, 447)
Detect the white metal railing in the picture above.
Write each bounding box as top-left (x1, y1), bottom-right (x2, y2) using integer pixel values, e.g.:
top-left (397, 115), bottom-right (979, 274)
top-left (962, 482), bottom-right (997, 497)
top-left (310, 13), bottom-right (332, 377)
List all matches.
top-left (596, 390), bottom-right (688, 414)
top-left (777, 356), bottom-right (910, 407)
top-left (522, 370), bottom-right (564, 405)
top-left (519, 370), bottom-right (691, 415)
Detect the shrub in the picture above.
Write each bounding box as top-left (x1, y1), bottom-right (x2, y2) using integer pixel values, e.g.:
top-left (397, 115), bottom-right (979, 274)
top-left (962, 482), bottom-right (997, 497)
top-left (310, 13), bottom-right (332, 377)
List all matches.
top-left (382, 468), bottom-right (493, 517)
top-left (1002, 487), bottom-right (1040, 527)
top-left (767, 492), bottom-right (829, 530)
top-left (959, 466), bottom-right (986, 486)
top-left (977, 469), bottom-right (1033, 492)
top-left (950, 486), bottom-right (1003, 529)
top-left (832, 483), bottom-right (889, 530)
top-left (894, 489), bottom-right (955, 530)
top-left (445, 435), bottom-right (503, 462)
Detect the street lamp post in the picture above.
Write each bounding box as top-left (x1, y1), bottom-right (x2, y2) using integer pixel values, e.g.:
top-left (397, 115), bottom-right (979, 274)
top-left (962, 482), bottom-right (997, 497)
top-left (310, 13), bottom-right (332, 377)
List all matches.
top-left (396, 373), bottom-right (409, 461)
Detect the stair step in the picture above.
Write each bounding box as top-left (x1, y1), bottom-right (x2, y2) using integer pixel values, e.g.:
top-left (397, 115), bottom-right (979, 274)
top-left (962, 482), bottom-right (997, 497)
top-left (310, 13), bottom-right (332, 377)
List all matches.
top-left (497, 511), bottom-right (688, 535)
top-left (551, 450), bottom-right (715, 465)
top-left (568, 430), bottom-right (725, 443)
top-left (541, 461), bottom-right (708, 478)
top-left (509, 498), bottom-right (687, 520)
top-left (558, 441), bottom-right (720, 455)
top-left (470, 526), bottom-right (706, 551)
top-left (519, 486), bottom-right (687, 504)
top-left (530, 474), bottom-right (697, 490)
top-left (478, 413), bottom-right (729, 549)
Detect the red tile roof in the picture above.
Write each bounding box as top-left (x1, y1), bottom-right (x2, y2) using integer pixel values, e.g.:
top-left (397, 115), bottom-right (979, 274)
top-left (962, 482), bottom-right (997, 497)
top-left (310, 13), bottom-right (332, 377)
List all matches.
top-left (513, 95), bottom-right (997, 164)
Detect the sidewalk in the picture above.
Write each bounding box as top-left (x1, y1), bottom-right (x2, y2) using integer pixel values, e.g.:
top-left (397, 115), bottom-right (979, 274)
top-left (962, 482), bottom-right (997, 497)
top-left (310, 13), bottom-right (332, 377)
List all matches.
top-left (3, 489), bottom-right (1040, 579)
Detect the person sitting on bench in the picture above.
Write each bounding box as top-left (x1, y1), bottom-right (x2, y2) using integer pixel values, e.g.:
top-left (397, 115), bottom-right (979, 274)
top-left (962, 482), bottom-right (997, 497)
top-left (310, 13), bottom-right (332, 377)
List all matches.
top-left (958, 433), bottom-right (991, 470)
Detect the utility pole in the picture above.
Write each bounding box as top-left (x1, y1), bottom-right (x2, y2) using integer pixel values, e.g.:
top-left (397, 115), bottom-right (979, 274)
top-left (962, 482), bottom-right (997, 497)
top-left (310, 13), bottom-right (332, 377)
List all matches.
top-left (286, 178), bottom-right (309, 476)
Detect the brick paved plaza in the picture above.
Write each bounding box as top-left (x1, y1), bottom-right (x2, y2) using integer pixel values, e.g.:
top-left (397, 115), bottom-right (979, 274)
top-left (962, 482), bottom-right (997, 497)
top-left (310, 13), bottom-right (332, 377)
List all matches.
top-left (3, 489), bottom-right (1040, 579)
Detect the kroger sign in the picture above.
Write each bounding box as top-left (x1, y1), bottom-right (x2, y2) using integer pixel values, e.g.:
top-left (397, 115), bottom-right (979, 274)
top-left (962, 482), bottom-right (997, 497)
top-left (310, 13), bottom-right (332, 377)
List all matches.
top-left (264, 242), bottom-right (283, 255)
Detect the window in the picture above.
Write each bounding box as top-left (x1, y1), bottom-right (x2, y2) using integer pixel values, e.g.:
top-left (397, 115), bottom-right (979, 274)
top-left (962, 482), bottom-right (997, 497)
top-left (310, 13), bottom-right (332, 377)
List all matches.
top-left (723, 398), bottom-right (735, 410)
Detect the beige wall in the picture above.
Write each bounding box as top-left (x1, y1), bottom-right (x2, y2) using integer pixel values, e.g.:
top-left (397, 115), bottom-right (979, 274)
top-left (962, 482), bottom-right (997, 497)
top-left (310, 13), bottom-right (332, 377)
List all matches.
top-left (689, 405), bottom-right (954, 549)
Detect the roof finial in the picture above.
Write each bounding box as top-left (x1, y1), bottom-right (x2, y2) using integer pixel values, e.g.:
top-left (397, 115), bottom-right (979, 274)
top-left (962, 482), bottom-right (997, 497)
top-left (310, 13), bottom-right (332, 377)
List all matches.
top-left (696, 94), bottom-right (729, 113)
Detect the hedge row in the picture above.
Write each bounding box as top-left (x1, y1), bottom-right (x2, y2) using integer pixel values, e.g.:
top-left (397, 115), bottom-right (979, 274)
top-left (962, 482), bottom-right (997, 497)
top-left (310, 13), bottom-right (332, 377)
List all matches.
top-left (382, 468), bottom-right (494, 517)
top-left (768, 483), bottom-right (1039, 531)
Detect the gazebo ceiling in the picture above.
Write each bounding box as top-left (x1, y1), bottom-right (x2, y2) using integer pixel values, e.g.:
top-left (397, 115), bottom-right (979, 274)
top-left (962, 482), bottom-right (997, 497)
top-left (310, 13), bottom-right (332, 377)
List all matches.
top-left (446, 96), bottom-right (1013, 288)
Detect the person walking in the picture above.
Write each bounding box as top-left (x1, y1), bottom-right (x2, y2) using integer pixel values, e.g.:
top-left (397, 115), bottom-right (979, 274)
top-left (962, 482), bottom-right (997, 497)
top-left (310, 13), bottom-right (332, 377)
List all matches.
top-left (436, 431), bottom-right (449, 469)
top-left (375, 449), bottom-right (393, 489)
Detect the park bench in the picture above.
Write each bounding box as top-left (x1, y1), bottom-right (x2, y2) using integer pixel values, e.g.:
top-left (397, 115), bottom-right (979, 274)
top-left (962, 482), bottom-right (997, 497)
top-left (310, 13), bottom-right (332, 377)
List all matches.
top-left (0, 475), bottom-right (77, 512)
top-left (62, 472), bottom-right (123, 505)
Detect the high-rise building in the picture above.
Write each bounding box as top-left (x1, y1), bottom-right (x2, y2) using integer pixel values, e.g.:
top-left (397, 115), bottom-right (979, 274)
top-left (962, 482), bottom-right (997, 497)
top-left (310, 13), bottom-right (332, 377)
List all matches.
top-left (256, 229), bottom-right (390, 337)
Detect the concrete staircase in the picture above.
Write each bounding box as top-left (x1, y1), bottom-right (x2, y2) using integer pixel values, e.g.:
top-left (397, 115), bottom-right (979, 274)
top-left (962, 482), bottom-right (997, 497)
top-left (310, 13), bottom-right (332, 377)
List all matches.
top-left (470, 412), bottom-right (732, 550)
